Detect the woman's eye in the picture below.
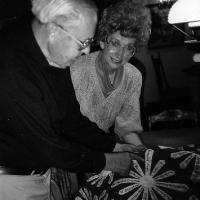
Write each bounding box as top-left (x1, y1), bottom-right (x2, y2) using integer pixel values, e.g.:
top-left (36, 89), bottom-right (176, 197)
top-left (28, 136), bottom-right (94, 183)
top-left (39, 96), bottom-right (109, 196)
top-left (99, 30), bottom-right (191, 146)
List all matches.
top-left (110, 40), bottom-right (120, 47)
top-left (127, 45), bottom-right (135, 52)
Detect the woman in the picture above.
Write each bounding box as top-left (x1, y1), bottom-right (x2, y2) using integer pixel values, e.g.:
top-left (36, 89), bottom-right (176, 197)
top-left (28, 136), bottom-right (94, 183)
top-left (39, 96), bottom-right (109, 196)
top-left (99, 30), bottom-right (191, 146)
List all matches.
top-left (70, 0), bottom-right (151, 146)
top-left (73, 1), bottom-right (200, 199)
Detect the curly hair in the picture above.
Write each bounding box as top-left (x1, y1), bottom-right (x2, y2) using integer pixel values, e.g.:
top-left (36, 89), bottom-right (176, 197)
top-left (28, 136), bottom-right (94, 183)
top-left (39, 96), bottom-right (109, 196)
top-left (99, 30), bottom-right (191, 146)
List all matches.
top-left (32, 0), bottom-right (97, 24)
top-left (97, 0), bottom-right (151, 46)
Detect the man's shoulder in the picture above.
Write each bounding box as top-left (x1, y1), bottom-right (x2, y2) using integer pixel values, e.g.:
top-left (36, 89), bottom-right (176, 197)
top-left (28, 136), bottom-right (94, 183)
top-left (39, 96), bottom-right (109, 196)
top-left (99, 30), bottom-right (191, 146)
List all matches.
top-left (0, 16), bottom-right (32, 50)
top-left (71, 51), bottom-right (98, 74)
top-left (0, 60), bottom-right (42, 101)
top-left (73, 51), bottom-right (98, 67)
top-left (0, 19), bottom-right (35, 74)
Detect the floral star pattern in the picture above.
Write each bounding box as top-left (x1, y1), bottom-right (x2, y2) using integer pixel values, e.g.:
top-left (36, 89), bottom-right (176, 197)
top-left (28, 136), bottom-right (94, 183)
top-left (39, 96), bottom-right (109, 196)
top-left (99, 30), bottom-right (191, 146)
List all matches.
top-left (75, 146), bottom-right (200, 200)
top-left (111, 149), bottom-right (189, 200)
top-left (87, 171), bottom-right (114, 187)
top-left (75, 188), bottom-right (111, 200)
top-left (170, 145), bottom-right (200, 183)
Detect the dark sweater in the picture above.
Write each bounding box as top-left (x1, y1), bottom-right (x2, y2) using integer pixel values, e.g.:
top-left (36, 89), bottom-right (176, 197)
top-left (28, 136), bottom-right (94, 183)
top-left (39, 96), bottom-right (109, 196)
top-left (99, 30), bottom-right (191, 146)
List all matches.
top-left (0, 19), bottom-right (115, 173)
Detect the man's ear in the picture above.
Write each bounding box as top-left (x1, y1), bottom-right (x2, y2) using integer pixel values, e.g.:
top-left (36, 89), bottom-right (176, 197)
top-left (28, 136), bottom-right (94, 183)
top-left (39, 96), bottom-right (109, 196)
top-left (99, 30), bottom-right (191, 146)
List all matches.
top-left (46, 23), bottom-right (59, 41)
top-left (47, 23), bottom-right (57, 34)
top-left (100, 41), bottom-right (105, 49)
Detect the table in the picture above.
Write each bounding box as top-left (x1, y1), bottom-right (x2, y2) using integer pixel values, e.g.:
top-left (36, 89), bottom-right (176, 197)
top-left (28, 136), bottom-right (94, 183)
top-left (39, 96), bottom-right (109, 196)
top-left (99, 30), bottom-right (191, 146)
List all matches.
top-left (75, 128), bottom-right (200, 200)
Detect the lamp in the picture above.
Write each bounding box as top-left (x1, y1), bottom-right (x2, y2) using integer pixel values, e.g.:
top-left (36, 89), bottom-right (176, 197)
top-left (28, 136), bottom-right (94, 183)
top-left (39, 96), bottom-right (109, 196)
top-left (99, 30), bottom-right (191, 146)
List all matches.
top-left (168, 0), bottom-right (200, 25)
top-left (167, 0), bottom-right (200, 43)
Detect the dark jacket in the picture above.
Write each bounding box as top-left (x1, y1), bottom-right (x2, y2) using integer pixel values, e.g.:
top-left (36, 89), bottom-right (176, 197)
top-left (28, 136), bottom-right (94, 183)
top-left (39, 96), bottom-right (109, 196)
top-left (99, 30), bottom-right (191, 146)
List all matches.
top-left (0, 19), bottom-right (115, 173)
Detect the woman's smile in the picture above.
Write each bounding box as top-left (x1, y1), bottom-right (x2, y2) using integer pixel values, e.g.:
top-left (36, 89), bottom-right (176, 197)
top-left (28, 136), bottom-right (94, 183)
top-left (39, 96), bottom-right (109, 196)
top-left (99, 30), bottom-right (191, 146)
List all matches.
top-left (110, 57), bottom-right (122, 64)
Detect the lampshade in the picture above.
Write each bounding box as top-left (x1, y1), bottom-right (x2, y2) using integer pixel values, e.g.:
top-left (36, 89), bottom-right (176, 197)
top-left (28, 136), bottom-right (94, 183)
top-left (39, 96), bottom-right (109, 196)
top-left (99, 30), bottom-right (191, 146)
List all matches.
top-left (168, 0), bottom-right (200, 24)
top-left (188, 21), bottom-right (200, 28)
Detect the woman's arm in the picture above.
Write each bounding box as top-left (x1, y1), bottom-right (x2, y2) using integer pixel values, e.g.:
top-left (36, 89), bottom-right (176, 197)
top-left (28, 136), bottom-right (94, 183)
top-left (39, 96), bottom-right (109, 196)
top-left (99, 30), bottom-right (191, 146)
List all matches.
top-left (114, 68), bottom-right (144, 146)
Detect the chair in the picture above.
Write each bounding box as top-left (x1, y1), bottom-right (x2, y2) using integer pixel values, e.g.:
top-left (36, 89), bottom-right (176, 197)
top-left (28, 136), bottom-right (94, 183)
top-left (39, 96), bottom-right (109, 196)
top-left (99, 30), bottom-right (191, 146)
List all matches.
top-left (146, 52), bottom-right (198, 130)
top-left (129, 56), bottom-right (149, 131)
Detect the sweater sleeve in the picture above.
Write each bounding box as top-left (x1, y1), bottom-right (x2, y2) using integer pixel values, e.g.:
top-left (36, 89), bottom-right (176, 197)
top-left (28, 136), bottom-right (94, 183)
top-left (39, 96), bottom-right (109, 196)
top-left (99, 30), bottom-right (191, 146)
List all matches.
top-left (114, 67), bottom-right (143, 138)
top-left (0, 69), bottom-right (108, 173)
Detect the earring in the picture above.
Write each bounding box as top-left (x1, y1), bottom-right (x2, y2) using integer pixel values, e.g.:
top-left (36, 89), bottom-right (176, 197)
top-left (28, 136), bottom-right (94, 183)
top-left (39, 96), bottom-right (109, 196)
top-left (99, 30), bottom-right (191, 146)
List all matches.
top-left (99, 41), bottom-right (105, 49)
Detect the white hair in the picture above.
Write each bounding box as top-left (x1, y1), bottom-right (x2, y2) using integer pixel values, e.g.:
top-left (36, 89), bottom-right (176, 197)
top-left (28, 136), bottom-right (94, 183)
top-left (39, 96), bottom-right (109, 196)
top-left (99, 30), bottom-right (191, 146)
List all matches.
top-left (31, 0), bottom-right (97, 25)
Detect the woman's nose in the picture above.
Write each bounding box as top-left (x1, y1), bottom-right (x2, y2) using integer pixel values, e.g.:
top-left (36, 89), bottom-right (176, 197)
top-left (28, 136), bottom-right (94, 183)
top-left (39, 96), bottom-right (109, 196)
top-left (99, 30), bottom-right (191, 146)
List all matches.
top-left (115, 47), bottom-right (125, 60)
top-left (81, 46), bottom-right (90, 55)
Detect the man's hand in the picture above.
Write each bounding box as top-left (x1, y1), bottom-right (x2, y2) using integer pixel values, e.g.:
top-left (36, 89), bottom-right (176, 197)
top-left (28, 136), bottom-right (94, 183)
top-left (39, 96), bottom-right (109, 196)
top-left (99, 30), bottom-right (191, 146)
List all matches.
top-left (104, 152), bottom-right (144, 176)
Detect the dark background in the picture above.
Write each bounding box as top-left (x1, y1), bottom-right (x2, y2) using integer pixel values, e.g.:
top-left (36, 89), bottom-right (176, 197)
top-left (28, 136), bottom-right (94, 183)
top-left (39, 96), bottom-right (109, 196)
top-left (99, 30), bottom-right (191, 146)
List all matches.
top-left (0, 0), bottom-right (118, 20)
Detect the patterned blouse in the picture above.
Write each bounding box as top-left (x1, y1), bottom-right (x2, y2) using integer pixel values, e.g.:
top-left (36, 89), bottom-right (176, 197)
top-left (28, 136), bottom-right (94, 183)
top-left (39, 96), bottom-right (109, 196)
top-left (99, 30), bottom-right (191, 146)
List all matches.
top-left (70, 51), bottom-right (143, 138)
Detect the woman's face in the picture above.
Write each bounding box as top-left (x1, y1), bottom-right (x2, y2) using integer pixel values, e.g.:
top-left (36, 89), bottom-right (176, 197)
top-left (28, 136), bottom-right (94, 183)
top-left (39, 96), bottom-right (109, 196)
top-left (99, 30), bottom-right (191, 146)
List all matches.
top-left (100, 31), bottom-right (136, 71)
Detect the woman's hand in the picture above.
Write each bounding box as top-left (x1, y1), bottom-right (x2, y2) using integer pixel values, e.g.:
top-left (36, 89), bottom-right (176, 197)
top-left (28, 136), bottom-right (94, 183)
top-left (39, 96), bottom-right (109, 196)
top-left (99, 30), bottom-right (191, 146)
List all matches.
top-left (113, 142), bottom-right (145, 153)
top-left (122, 132), bottom-right (144, 146)
top-left (117, 132), bottom-right (147, 153)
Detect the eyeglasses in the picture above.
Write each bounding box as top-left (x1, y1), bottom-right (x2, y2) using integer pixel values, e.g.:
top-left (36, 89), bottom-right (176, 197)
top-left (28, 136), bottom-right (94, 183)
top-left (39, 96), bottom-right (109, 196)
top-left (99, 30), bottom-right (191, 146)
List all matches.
top-left (56, 24), bottom-right (94, 50)
top-left (106, 38), bottom-right (136, 57)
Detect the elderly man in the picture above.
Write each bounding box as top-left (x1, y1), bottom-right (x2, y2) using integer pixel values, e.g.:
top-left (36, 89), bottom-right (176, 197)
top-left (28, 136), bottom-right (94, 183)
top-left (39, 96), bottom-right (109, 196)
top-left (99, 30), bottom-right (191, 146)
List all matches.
top-left (0, 0), bottom-right (142, 199)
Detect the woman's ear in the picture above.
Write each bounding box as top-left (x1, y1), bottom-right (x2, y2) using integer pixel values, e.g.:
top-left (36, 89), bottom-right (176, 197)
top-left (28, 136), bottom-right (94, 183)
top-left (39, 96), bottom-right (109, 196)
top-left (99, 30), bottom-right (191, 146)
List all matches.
top-left (99, 41), bottom-right (105, 49)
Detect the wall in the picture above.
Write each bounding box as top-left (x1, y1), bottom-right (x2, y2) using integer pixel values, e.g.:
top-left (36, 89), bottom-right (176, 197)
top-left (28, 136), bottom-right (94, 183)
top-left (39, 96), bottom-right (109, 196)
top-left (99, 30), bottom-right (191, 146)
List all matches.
top-left (135, 45), bottom-right (195, 105)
